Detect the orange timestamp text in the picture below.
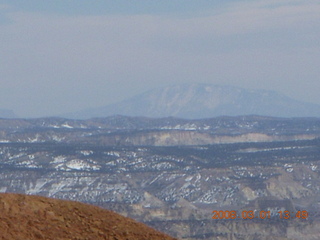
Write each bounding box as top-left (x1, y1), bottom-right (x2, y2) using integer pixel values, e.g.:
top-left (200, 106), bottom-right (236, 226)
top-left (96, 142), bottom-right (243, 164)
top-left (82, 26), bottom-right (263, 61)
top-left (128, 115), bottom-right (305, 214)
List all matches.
top-left (212, 210), bottom-right (308, 220)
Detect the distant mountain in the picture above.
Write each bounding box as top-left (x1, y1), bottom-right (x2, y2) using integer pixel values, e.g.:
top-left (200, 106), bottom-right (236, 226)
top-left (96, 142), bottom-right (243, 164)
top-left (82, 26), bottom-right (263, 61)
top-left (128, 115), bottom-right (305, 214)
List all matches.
top-left (0, 108), bottom-right (16, 118)
top-left (64, 84), bottom-right (320, 119)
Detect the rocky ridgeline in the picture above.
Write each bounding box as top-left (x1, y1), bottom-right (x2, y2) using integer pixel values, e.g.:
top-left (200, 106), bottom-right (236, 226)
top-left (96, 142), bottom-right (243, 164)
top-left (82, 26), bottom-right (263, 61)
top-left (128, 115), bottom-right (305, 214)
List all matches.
top-left (0, 115), bottom-right (320, 145)
top-left (0, 193), bottom-right (176, 240)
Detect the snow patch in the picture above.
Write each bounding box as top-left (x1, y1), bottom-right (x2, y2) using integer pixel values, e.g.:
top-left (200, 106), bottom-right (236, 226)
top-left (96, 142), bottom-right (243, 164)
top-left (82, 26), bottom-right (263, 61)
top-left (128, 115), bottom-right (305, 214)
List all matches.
top-left (61, 123), bottom-right (74, 129)
top-left (52, 156), bottom-right (66, 164)
top-left (64, 159), bottom-right (101, 171)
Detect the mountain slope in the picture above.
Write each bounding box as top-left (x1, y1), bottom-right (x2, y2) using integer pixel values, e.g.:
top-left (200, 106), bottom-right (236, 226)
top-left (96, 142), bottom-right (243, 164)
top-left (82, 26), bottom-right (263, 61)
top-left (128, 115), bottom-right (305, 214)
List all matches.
top-left (65, 84), bottom-right (320, 119)
top-left (0, 193), bottom-right (176, 240)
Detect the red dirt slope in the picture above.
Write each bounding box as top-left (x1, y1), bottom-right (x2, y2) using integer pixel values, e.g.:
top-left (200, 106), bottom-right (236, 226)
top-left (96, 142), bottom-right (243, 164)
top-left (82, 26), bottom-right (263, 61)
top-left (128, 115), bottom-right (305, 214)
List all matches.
top-left (0, 193), bottom-right (177, 240)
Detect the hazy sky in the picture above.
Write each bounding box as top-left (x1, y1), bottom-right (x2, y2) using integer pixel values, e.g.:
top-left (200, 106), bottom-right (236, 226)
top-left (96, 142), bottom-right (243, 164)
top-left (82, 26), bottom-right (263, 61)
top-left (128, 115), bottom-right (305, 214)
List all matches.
top-left (1, 0), bottom-right (319, 118)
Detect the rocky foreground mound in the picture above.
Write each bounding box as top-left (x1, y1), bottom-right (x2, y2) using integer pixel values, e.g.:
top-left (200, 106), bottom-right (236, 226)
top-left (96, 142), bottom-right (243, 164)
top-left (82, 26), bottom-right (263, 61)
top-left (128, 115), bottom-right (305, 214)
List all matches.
top-left (0, 193), bottom-right (176, 240)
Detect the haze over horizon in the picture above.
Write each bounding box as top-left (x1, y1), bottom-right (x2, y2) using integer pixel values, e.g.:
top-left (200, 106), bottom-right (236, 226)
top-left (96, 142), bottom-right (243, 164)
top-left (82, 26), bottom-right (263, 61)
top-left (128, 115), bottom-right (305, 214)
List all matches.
top-left (1, 0), bottom-right (319, 118)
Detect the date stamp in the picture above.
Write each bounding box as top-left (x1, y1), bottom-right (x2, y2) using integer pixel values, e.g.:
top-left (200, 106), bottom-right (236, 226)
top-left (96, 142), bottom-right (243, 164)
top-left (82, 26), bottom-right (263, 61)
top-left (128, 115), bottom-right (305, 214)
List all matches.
top-left (212, 210), bottom-right (308, 220)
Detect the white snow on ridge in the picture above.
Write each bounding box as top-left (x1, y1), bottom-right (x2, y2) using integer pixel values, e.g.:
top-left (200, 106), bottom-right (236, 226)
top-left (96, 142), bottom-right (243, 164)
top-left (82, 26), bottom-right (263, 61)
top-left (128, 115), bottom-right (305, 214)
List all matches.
top-left (49, 124), bottom-right (60, 128)
top-left (106, 151), bottom-right (120, 157)
top-left (52, 156), bottom-right (66, 164)
top-left (61, 123), bottom-right (74, 129)
top-left (16, 160), bottom-right (39, 168)
top-left (27, 179), bottom-right (48, 194)
top-left (66, 159), bottom-right (88, 170)
top-left (80, 150), bottom-right (93, 156)
top-left (28, 134), bottom-right (41, 142)
top-left (311, 164), bottom-right (318, 171)
top-left (65, 159), bottom-right (101, 171)
top-left (52, 135), bottom-right (65, 142)
top-left (160, 123), bottom-right (199, 131)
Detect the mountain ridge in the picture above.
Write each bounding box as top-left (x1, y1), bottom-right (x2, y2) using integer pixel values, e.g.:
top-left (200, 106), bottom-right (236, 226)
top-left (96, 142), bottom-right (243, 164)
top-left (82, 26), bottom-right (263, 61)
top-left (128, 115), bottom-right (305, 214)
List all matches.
top-left (63, 83), bottom-right (320, 119)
